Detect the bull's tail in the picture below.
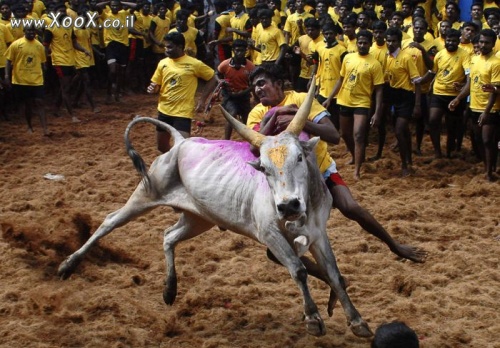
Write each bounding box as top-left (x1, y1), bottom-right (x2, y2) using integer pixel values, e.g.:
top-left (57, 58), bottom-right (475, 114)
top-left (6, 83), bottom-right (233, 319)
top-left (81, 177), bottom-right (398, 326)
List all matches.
top-left (124, 116), bottom-right (186, 191)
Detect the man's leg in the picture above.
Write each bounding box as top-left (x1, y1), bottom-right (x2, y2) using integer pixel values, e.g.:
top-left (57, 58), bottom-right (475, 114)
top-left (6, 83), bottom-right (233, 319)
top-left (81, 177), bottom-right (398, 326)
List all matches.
top-left (340, 112), bottom-right (355, 164)
top-left (329, 183), bottom-right (427, 262)
top-left (34, 97), bottom-right (48, 136)
top-left (353, 113), bottom-right (369, 180)
top-left (429, 107), bottom-right (444, 159)
top-left (394, 116), bottom-right (412, 176)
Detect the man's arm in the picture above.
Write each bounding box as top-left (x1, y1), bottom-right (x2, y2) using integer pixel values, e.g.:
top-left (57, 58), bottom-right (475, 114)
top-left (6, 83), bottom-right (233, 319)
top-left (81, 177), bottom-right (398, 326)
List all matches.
top-left (449, 76), bottom-right (470, 111)
top-left (370, 84), bottom-right (383, 126)
top-left (4, 60), bottom-right (12, 87)
top-left (195, 76), bottom-right (217, 112)
top-left (275, 44), bottom-right (287, 65)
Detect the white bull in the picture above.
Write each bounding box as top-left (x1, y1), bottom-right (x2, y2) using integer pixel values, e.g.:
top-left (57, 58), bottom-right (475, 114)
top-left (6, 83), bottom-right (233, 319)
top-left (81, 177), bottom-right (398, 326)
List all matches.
top-left (57, 86), bottom-right (372, 338)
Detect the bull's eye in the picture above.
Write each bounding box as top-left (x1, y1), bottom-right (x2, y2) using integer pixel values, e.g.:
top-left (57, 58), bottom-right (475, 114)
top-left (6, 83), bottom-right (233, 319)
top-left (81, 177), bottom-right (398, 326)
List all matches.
top-left (298, 154), bottom-right (303, 162)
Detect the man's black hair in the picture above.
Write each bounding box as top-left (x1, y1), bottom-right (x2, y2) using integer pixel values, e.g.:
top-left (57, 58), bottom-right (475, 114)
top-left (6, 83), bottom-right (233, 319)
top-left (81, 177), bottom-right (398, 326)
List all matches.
top-left (480, 28), bottom-right (498, 45)
top-left (372, 20), bottom-right (387, 31)
top-left (232, 38), bottom-right (248, 49)
top-left (371, 321), bottom-right (419, 348)
top-left (385, 27), bottom-right (402, 42)
top-left (356, 29), bottom-right (373, 41)
top-left (446, 28), bottom-right (461, 40)
top-left (249, 65), bottom-right (287, 87)
top-left (164, 31), bottom-right (186, 49)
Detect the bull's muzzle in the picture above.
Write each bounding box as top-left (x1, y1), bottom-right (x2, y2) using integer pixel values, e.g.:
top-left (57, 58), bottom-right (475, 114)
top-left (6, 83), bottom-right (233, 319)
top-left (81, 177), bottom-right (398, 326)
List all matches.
top-left (277, 198), bottom-right (303, 221)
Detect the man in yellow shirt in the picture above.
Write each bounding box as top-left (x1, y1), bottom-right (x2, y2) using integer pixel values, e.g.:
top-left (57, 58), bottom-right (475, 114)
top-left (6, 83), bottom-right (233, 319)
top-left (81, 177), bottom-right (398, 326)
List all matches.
top-left (5, 26), bottom-right (48, 135)
top-left (451, 29), bottom-right (500, 181)
top-left (43, 3), bottom-right (92, 123)
top-left (330, 30), bottom-right (384, 180)
top-left (315, 21), bottom-right (347, 131)
top-left (402, 18), bottom-right (435, 155)
top-left (97, 0), bottom-right (144, 103)
top-left (246, 64), bottom-right (426, 263)
top-left (255, 9), bottom-right (287, 66)
top-left (423, 29), bottom-right (471, 159)
top-left (147, 32), bottom-right (216, 153)
top-left (385, 28), bottom-right (422, 176)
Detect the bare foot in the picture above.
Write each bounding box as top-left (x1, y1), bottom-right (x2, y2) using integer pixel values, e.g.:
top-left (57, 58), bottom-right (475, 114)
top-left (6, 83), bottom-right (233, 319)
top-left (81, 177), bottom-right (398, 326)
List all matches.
top-left (93, 107), bottom-right (101, 113)
top-left (347, 158), bottom-right (354, 165)
top-left (354, 172), bottom-right (361, 180)
top-left (392, 244), bottom-right (428, 263)
top-left (413, 148), bottom-right (422, 156)
top-left (71, 116), bottom-right (81, 123)
top-left (27, 127), bottom-right (33, 133)
top-left (368, 155), bottom-right (381, 162)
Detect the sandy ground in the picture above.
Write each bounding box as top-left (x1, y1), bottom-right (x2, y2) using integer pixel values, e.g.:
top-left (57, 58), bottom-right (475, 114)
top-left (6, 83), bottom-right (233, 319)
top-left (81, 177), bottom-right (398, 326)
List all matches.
top-left (1, 91), bottom-right (499, 348)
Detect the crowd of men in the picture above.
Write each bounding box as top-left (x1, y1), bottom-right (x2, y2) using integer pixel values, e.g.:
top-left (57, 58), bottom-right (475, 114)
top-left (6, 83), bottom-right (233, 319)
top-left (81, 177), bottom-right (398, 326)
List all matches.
top-left (1, 0), bottom-right (499, 181)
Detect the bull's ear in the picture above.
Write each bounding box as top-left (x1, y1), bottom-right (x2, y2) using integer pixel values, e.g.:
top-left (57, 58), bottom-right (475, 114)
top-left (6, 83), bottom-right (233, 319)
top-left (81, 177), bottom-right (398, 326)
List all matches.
top-left (301, 136), bottom-right (320, 153)
top-left (248, 159), bottom-right (263, 171)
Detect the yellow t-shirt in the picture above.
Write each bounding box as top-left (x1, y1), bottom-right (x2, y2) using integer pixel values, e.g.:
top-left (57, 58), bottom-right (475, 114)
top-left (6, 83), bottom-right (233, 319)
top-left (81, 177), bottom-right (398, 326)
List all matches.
top-left (101, 10), bottom-right (131, 46)
top-left (469, 53), bottom-right (500, 112)
top-left (151, 54), bottom-right (214, 118)
top-left (4, 37), bottom-right (46, 86)
top-left (251, 24), bottom-right (262, 65)
top-left (46, 26), bottom-right (76, 66)
top-left (385, 49), bottom-right (420, 91)
top-left (169, 26), bottom-right (200, 56)
top-left (0, 23), bottom-right (14, 68)
top-left (458, 42), bottom-right (475, 56)
top-left (230, 12), bottom-right (250, 41)
top-left (151, 16), bottom-right (171, 54)
top-left (215, 12), bottom-right (233, 41)
top-left (74, 27), bottom-right (94, 69)
top-left (135, 12), bottom-right (152, 48)
top-left (433, 37), bottom-right (445, 52)
top-left (247, 91), bottom-right (333, 174)
top-left (244, 0), bottom-right (256, 9)
top-left (257, 25), bottom-right (286, 62)
top-left (432, 47), bottom-right (470, 96)
top-left (33, 0), bottom-right (46, 18)
top-left (369, 42), bottom-right (388, 70)
top-left (298, 34), bottom-right (322, 79)
top-left (340, 35), bottom-right (357, 53)
top-left (7, 21), bottom-right (24, 40)
top-left (283, 11), bottom-right (314, 45)
top-left (402, 38), bottom-right (436, 93)
top-left (315, 41), bottom-right (346, 99)
top-left (337, 53), bottom-right (384, 108)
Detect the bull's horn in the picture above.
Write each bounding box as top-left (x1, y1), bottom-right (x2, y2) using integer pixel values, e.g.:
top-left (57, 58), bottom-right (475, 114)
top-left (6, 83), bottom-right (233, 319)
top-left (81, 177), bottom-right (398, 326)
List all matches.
top-left (286, 76), bottom-right (316, 136)
top-left (220, 106), bottom-right (265, 148)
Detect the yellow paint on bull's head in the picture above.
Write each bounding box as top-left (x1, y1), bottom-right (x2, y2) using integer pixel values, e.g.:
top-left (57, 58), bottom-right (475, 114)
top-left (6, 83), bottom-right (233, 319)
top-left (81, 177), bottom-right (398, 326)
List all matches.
top-left (266, 145), bottom-right (288, 170)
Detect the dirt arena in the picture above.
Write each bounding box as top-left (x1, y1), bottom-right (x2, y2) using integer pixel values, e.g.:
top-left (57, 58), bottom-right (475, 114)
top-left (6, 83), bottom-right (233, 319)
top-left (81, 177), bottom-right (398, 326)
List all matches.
top-left (1, 91), bottom-right (499, 348)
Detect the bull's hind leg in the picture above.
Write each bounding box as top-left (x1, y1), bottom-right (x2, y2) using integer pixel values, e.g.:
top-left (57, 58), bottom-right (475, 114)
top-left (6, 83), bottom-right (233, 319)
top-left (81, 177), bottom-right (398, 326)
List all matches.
top-left (162, 212), bottom-right (214, 305)
top-left (58, 184), bottom-right (159, 279)
top-left (310, 238), bottom-right (373, 338)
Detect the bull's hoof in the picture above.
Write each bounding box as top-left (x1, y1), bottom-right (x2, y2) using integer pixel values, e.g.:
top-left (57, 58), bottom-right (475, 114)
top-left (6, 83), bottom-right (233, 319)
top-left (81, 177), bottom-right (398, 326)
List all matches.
top-left (349, 319), bottom-right (373, 337)
top-left (163, 277), bottom-right (177, 305)
top-left (327, 289), bottom-right (337, 317)
top-left (57, 256), bottom-right (80, 280)
top-left (305, 313), bottom-right (326, 336)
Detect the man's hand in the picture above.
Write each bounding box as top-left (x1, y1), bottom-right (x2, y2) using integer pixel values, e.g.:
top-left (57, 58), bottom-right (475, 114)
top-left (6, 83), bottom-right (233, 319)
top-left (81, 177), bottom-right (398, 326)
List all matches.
top-left (409, 41), bottom-right (425, 52)
top-left (478, 111), bottom-right (489, 126)
top-left (370, 111), bottom-right (382, 127)
top-left (482, 83), bottom-right (498, 93)
top-left (448, 98), bottom-right (460, 111)
top-left (147, 82), bottom-right (159, 94)
top-left (274, 104), bottom-right (299, 132)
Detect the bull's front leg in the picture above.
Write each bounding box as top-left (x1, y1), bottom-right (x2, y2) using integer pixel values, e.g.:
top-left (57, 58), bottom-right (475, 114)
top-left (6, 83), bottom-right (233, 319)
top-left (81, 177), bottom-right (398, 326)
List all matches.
top-left (262, 230), bottom-right (326, 337)
top-left (162, 212), bottom-right (214, 305)
top-left (310, 236), bottom-right (373, 338)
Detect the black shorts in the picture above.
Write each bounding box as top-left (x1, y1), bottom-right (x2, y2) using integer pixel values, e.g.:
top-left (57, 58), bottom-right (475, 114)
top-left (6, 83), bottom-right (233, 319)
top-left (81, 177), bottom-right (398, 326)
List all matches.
top-left (387, 87), bottom-right (415, 119)
top-left (12, 84), bottom-right (44, 101)
top-left (157, 112), bottom-right (192, 133)
top-left (106, 41), bottom-right (129, 66)
top-left (470, 111), bottom-right (500, 126)
top-left (295, 77), bottom-right (309, 92)
top-left (53, 65), bottom-right (75, 78)
top-left (430, 94), bottom-right (465, 116)
top-left (128, 38), bottom-right (145, 61)
top-left (288, 47), bottom-right (301, 66)
top-left (221, 92), bottom-right (251, 125)
top-left (339, 105), bottom-right (370, 117)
